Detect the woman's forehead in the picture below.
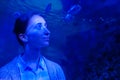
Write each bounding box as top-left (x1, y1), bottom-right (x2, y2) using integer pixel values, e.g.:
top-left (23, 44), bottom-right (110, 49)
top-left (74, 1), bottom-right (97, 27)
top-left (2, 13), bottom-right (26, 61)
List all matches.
top-left (28, 15), bottom-right (46, 25)
top-left (26, 15), bottom-right (46, 33)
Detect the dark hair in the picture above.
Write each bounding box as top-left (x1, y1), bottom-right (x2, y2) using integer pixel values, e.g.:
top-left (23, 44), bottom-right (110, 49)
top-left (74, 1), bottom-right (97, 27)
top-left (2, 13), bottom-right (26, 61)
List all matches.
top-left (13, 12), bottom-right (41, 46)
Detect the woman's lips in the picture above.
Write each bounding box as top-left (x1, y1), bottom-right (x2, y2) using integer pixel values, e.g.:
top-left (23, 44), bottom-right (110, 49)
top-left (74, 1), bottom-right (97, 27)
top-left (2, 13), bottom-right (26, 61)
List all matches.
top-left (45, 39), bottom-right (49, 41)
top-left (44, 37), bottom-right (49, 41)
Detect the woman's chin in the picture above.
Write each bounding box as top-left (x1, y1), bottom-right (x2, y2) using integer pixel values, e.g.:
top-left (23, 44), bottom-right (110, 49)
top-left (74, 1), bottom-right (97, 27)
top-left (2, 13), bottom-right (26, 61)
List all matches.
top-left (43, 42), bottom-right (49, 47)
top-left (40, 42), bottom-right (49, 47)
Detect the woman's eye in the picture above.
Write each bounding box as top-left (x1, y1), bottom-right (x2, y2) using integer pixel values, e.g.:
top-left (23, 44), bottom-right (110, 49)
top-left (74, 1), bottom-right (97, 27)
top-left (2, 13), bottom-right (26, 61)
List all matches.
top-left (36, 23), bottom-right (42, 29)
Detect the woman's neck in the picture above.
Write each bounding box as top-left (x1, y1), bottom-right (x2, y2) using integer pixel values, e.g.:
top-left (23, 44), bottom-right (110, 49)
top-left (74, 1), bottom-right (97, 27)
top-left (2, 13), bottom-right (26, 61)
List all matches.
top-left (22, 45), bottom-right (42, 63)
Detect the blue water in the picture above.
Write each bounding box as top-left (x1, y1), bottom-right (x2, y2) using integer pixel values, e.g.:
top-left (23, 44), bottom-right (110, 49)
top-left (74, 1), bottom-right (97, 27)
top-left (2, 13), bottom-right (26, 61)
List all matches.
top-left (0, 0), bottom-right (120, 80)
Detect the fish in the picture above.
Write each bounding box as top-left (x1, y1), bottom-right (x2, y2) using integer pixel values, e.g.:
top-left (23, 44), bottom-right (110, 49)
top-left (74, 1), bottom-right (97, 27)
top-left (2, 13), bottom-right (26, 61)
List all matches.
top-left (45, 3), bottom-right (52, 13)
top-left (67, 4), bottom-right (82, 15)
top-left (64, 4), bottom-right (81, 22)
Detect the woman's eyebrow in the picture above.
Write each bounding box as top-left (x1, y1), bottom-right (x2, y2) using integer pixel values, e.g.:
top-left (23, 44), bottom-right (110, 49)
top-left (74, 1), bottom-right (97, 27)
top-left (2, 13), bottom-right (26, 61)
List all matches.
top-left (37, 23), bottom-right (42, 25)
top-left (38, 23), bottom-right (42, 26)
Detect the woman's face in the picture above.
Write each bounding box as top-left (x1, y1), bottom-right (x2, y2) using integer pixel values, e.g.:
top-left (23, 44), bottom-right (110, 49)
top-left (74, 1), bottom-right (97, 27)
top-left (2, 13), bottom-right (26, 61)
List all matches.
top-left (25, 15), bottom-right (50, 48)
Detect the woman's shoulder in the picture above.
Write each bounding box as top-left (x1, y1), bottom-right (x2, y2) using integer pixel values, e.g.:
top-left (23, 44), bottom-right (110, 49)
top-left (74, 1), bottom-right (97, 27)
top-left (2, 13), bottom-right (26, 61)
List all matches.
top-left (43, 57), bottom-right (61, 67)
top-left (43, 57), bottom-right (64, 73)
top-left (43, 57), bottom-right (66, 80)
top-left (0, 57), bottom-right (19, 79)
top-left (0, 57), bottom-right (19, 74)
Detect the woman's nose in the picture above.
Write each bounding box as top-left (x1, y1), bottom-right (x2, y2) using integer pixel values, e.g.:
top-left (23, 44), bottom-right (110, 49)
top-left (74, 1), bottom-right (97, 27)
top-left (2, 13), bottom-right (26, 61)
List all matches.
top-left (44, 28), bottom-right (50, 36)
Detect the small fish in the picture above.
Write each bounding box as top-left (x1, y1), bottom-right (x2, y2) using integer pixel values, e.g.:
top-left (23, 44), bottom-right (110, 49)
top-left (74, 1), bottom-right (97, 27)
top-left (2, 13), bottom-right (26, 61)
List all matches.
top-left (68, 4), bottom-right (81, 15)
top-left (45, 3), bottom-right (52, 13)
top-left (64, 4), bottom-right (81, 22)
top-left (64, 14), bottom-right (74, 22)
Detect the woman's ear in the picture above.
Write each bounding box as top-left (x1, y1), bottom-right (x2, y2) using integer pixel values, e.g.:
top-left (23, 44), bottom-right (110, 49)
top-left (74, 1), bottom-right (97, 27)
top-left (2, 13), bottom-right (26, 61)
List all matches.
top-left (18, 34), bottom-right (28, 43)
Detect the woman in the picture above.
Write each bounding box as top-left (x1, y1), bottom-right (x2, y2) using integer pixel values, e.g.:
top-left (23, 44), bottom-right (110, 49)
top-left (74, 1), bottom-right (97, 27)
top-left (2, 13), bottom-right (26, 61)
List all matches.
top-left (0, 12), bottom-right (65, 80)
